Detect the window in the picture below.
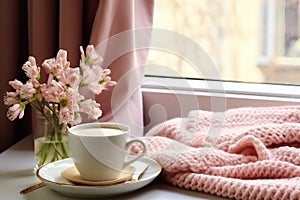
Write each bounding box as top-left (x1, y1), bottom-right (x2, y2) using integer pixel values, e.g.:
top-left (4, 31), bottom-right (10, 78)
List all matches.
top-left (142, 0), bottom-right (300, 131)
top-left (145, 0), bottom-right (300, 85)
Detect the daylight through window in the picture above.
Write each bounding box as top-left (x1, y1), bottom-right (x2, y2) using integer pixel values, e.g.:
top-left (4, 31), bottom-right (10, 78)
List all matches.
top-left (145, 0), bottom-right (300, 85)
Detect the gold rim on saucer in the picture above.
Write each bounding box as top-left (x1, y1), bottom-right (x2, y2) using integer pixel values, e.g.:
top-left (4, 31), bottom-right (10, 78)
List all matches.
top-left (61, 166), bottom-right (135, 186)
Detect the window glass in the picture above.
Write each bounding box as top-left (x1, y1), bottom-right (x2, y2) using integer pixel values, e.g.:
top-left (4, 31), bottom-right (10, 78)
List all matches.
top-left (145, 0), bottom-right (300, 85)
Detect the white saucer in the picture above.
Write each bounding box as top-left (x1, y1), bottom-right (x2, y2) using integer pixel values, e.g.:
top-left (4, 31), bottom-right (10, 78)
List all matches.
top-left (36, 157), bottom-right (162, 198)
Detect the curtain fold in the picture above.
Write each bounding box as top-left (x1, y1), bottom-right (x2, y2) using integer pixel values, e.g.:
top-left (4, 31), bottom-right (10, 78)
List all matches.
top-left (59, 0), bottom-right (83, 65)
top-left (90, 0), bottom-right (154, 136)
top-left (0, 0), bottom-right (31, 152)
top-left (27, 0), bottom-right (58, 64)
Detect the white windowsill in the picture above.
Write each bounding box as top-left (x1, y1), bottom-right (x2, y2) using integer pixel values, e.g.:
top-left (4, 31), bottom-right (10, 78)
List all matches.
top-left (141, 76), bottom-right (300, 131)
top-left (142, 76), bottom-right (300, 101)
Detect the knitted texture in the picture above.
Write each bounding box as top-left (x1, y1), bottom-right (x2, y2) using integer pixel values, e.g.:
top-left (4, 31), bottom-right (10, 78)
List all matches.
top-left (131, 106), bottom-right (300, 200)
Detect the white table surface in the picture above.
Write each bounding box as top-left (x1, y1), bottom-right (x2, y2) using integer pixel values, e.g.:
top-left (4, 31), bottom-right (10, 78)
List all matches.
top-left (0, 135), bottom-right (228, 200)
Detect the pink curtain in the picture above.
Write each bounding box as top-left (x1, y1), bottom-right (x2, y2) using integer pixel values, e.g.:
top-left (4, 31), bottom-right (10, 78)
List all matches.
top-left (0, 0), bottom-right (154, 152)
top-left (27, 0), bottom-right (99, 66)
top-left (90, 0), bottom-right (154, 137)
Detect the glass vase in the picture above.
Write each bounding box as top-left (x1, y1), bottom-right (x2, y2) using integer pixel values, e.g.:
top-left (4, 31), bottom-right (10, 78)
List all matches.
top-left (33, 114), bottom-right (69, 169)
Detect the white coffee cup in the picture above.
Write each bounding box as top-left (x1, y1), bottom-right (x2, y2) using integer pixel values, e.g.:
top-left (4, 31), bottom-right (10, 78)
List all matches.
top-left (68, 122), bottom-right (146, 181)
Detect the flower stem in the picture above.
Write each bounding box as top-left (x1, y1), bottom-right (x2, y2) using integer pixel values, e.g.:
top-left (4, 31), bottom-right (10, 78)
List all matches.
top-left (35, 124), bottom-right (69, 168)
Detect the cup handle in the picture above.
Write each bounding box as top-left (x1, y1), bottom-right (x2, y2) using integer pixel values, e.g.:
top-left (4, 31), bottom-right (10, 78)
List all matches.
top-left (124, 138), bottom-right (146, 167)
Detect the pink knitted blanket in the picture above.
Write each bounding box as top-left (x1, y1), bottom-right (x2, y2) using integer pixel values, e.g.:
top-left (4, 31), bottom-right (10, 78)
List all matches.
top-left (132, 106), bottom-right (300, 200)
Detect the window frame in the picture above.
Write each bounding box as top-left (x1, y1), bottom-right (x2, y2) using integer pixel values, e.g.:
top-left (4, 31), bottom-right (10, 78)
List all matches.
top-left (259, 0), bottom-right (300, 69)
top-left (258, 0), bottom-right (276, 66)
top-left (141, 76), bottom-right (300, 132)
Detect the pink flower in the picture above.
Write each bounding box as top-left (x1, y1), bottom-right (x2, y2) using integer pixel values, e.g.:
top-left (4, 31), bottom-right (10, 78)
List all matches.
top-left (58, 88), bottom-right (77, 124)
top-left (22, 56), bottom-right (40, 80)
top-left (59, 106), bottom-right (74, 124)
top-left (42, 49), bottom-right (70, 78)
top-left (9, 79), bottom-right (23, 90)
top-left (8, 80), bottom-right (36, 101)
top-left (56, 49), bottom-right (70, 69)
top-left (40, 80), bottom-right (64, 103)
top-left (99, 69), bottom-right (117, 89)
top-left (80, 64), bottom-right (116, 94)
top-left (7, 103), bottom-right (25, 121)
top-left (4, 92), bottom-right (20, 105)
top-left (71, 88), bottom-right (84, 112)
top-left (79, 99), bottom-right (102, 120)
top-left (42, 58), bottom-right (57, 74)
top-left (19, 81), bottom-right (36, 100)
top-left (80, 65), bottom-right (103, 93)
top-left (4, 45), bottom-right (116, 125)
top-left (61, 67), bottom-right (80, 88)
top-left (80, 45), bottom-right (103, 67)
